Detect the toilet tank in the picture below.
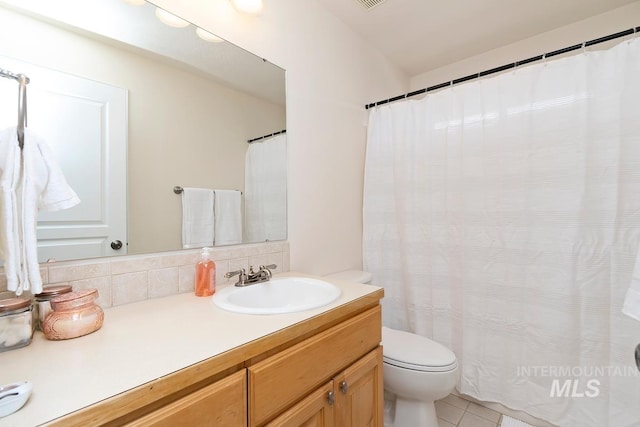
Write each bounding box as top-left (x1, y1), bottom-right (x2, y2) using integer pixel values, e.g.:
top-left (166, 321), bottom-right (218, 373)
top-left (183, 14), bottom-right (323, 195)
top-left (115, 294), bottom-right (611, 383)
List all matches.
top-left (324, 270), bottom-right (372, 284)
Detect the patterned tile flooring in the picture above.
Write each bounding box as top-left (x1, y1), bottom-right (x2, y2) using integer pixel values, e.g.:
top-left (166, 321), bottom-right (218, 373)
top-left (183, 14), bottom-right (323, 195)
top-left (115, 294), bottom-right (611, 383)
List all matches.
top-left (436, 394), bottom-right (503, 427)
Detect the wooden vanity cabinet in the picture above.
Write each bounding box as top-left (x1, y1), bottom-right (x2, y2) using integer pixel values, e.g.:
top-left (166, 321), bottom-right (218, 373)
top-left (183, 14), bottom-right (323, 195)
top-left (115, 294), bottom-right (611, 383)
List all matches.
top-left (267, 347), bottom-right (383, 427)
top-left (48, 293), bottom-right (383, 427)
top-left (249, 306), bottom-right (383, 426)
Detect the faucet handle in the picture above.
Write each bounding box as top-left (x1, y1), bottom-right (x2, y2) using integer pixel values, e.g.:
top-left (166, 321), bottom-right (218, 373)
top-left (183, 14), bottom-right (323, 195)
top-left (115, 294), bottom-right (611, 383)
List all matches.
top-left (259, 264), bottom-right (277, 278)
top-left (225, 268), bottom-right (245, 278)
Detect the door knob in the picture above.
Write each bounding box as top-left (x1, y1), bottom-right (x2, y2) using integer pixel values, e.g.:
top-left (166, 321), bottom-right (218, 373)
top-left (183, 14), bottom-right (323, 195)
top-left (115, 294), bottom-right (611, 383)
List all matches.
top-left (111, 240), bottom-right (123, 250)
top-left (327, 390), bottom-right (334, 406)
top-left (340, 380), bottom-right (348, 394)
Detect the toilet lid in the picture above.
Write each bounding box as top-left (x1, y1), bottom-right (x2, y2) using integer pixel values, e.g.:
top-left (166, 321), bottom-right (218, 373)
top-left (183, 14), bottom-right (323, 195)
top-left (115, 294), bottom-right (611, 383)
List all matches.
top-left (382, 327), bottom-right (457, 372)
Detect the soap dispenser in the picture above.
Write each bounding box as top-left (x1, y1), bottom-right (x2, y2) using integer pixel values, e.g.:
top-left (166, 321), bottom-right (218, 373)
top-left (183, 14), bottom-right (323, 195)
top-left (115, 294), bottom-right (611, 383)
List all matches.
top-left (195, 247), bottom-right (215, 297)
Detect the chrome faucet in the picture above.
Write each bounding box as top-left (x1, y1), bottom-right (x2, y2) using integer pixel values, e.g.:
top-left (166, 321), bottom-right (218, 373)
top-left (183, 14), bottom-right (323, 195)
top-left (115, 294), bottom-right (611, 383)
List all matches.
top-left (225, 264), bottom-right (277, 287)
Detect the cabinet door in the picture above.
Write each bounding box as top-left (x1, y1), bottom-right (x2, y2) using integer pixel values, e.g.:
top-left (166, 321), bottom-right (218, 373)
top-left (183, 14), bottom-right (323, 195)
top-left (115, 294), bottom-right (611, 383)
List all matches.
top-left (126, 370), bottom-right (247, 427)
top-left (334, 347), bottom-right (383, 427)
top-left (267, 381), bottom-right (334, 427)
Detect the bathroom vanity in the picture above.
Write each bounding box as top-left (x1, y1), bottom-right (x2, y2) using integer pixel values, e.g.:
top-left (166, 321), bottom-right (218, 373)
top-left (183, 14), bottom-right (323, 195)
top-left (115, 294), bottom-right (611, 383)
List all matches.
top-left (0, 274), bottom-right (383, 426)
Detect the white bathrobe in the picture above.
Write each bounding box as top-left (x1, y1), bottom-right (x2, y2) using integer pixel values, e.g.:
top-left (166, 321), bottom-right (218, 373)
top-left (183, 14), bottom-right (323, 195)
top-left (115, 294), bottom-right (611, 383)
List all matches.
top-left (0, 127), bottom-right (80, 295)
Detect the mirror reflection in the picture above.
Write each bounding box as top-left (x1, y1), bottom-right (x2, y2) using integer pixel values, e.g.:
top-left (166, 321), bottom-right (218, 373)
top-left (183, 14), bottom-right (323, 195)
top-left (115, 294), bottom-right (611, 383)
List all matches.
top-left (0, 0), bottom-right (287, 262)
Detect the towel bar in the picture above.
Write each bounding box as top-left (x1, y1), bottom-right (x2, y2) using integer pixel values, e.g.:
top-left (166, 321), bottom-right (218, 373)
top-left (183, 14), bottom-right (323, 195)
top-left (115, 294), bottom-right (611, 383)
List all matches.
top-left (173, 186), bottom-right (242, 195)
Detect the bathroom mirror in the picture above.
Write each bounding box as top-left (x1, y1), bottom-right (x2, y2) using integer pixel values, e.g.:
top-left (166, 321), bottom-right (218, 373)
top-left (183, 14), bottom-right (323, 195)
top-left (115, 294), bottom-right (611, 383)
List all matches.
top-left (0, 0), bottom-right (286, 262)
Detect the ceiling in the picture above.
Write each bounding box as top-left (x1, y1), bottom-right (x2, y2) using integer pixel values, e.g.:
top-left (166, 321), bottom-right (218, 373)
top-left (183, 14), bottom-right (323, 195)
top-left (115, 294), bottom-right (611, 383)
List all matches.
top-left (316, 0), bottom-right (637, 77)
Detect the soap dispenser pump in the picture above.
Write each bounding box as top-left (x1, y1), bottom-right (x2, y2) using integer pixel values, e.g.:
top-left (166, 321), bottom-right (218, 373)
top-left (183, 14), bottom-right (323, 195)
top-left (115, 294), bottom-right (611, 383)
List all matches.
top-left (195, 247), bottom-right (215, 297)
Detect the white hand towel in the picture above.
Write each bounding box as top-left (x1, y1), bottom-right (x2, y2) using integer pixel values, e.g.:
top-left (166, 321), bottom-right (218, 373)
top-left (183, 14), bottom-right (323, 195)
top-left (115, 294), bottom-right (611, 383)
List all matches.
top-left (181, 187), bottom-right (215, 249)
top-left (214, 190), bottom-right (242, 246)
top-left (0, 127), bottom-right (80, 295)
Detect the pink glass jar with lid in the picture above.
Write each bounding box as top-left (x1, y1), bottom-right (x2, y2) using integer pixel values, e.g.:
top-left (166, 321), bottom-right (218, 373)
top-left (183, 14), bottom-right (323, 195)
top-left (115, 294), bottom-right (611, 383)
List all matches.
top-left (43, 289), bottom-right (104, 340)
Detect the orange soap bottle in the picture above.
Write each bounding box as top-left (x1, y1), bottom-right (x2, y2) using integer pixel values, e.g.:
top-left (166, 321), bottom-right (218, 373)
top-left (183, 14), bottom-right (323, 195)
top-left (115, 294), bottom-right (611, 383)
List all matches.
top-left (195, 247), bottom-right (215, 297)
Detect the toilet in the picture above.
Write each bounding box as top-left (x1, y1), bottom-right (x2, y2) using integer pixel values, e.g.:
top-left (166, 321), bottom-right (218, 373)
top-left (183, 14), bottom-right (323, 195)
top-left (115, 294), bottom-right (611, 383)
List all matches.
top-left (325, 270), bottom-right (459, 427)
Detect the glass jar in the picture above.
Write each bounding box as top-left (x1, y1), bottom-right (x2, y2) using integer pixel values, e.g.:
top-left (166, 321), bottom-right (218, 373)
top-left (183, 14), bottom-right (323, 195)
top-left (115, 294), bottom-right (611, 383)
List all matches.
top-left (34, 285), bottom-right (73, 331)
top-left (0, 297), bottom-right (34, 352)
top-left (42, 289), bottom-right (104, 340)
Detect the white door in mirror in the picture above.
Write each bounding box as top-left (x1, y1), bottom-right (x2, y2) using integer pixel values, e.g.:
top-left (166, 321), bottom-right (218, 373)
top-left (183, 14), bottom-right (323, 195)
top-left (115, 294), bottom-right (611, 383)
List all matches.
top-left (212, 277), bottom-right (341, 315)
top-left (0, 381), bottom-right (32, 418)
top-left (0, 56), bottom-right (127, 262)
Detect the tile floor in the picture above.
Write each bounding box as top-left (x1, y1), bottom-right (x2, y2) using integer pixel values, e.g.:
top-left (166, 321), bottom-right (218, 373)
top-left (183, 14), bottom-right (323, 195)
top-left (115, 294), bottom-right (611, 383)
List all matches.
top-left (435, 394), bottom-right (504, 427)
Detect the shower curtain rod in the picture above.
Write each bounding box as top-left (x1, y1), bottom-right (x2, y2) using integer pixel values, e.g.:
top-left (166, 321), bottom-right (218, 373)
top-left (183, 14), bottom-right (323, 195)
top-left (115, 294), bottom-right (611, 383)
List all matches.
top-left (365, 25), bottom-right (639, 110)
top-left (248, 129), bottom-right (286, 143)
top-left (0, 67), bottom-right (30, 84)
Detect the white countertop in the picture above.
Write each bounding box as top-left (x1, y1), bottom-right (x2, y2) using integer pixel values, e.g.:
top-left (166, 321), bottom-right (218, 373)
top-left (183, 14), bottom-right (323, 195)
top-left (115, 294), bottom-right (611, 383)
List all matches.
top-left (0, 273), bottom-right (381, 426)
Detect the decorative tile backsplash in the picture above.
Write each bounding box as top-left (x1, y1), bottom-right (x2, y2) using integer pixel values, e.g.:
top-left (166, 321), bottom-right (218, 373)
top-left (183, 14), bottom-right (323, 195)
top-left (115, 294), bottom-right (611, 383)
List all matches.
top-left (0, 242), bottom-right (290, 309)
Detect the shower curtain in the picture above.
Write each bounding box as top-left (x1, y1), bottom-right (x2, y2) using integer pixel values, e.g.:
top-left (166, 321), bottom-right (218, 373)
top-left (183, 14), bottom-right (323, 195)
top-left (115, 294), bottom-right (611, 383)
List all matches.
top-left (244, 133), bottom-right (287, 242)
top-left (364, 39), bottom-right (640, 426)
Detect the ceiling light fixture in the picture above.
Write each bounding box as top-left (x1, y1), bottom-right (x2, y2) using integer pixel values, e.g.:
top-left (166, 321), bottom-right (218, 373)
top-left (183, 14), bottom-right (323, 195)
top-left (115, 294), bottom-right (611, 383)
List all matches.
top-left (196, 28), bottom-right (224, 43)
top-left (121, 0), bottom-right (146, 5)
top-left (230, 0), bottom-right (264, 15)
top-left (155, 8), bottom-right (190, 28)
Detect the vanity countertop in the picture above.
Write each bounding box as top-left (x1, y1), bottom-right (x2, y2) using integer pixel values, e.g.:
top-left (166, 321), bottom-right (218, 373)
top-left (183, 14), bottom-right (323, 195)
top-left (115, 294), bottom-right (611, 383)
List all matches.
top-left (0, 272), bottom-right (383, 426)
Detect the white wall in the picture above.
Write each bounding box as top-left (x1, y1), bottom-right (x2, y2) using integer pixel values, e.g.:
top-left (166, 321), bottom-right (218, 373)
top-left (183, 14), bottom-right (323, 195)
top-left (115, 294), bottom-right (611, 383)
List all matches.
top-left (410, 2), bottom-right (640, 90)
top-left (152, 0), bottom-right (408, 275)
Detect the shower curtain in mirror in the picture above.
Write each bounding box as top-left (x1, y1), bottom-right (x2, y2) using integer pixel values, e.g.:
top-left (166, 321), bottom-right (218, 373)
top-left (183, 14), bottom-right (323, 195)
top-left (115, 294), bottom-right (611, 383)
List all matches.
top-left (364, 39), bottom-right (640, 426)
top-left (244, 133), bottom-right (287, 242)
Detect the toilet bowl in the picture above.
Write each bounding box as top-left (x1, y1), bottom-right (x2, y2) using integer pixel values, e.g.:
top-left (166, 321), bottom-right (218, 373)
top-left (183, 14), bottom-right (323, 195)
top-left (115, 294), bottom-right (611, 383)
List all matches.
top-left (382, 327), bottom-right (458, 427)
top-left (325, 270), bottom-right (459, 427)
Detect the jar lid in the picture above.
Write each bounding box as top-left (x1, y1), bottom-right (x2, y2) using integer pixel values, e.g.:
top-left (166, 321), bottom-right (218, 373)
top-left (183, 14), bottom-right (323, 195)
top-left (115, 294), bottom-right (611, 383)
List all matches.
top-left (0, 297), bottom-right (31, 313)
top-left (51, 289), bottom-right (98, 311)
top-left (35, 284), bottom-right (73, 298)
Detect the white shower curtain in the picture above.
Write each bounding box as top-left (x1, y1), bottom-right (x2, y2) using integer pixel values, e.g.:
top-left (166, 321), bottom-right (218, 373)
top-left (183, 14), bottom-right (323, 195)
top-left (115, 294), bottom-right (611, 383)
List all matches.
top-left (364, 39), bottom-right (640, 426)
top-left (244, 133), bottom-right (287, 242)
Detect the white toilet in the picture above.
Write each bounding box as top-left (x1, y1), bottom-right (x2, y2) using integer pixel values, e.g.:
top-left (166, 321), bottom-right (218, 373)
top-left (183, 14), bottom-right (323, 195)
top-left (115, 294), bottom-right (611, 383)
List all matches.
top-left (325, 270), bottom-right (459, 427)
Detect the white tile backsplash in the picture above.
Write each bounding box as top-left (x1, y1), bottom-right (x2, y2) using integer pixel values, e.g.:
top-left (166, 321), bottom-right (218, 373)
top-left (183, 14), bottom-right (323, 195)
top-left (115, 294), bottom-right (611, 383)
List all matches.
top-left (71, 277), bottom-right (112, 308)
top-left (0, 242), bottom-right (290, 308)
top-left (112, 271), bottom-right (148, 306)
top-left (148, 267), bottom-right (180, 299)
top-left (48, 260), bottom-right (110, 283)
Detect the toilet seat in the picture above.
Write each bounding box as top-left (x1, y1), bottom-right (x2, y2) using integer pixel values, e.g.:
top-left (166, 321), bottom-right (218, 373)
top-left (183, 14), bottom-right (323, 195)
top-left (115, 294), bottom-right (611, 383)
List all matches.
top-left (382, 327), bottom-right (457, 372)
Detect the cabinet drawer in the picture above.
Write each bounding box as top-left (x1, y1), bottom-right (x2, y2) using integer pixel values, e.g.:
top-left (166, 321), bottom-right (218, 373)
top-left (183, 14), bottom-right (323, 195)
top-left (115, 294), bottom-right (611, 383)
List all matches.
top-left (125, 370), bottom-right (247, 427)
top-left (248, 306), bottom-right (381, 426)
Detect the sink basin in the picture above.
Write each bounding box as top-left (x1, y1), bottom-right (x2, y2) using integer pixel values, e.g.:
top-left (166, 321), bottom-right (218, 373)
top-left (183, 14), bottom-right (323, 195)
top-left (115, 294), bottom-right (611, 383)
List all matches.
top-left (212, 277), bottom-right (342, 315)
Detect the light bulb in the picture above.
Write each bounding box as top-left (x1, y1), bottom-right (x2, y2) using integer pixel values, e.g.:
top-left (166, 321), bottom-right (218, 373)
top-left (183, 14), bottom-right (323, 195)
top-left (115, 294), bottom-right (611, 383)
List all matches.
top-left (122, 0), bottom-right (146, 5)
top-left (155, 8), bottom-right (190, 28)
top-left (231, 0), bottom-right (264, 15)
top-left (196, 28), bottom-right (224, 43)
